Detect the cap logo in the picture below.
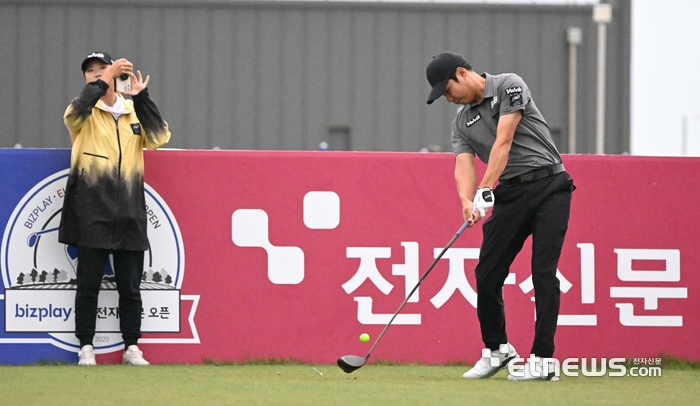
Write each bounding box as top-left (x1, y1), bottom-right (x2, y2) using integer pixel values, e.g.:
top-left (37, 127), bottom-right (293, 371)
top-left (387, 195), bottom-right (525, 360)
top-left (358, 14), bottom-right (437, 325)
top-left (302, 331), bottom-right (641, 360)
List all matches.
top-left (86, 52), bottom-right (105, 59)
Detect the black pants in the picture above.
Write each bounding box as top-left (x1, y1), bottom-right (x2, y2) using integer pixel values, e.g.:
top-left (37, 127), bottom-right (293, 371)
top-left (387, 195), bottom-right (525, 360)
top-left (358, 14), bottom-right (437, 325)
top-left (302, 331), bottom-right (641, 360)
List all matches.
top-left (475, 171), bottom-right (573, 358)
top-left (75, 246), bottom-right (144, 349)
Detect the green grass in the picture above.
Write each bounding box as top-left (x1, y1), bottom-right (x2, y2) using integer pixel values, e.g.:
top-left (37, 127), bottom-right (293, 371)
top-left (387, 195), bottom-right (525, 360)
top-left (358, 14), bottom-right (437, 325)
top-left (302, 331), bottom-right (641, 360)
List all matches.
top-left (1, 363), bottom-right (698, 406)
top-left (659, 354), bottom-right (700, 370)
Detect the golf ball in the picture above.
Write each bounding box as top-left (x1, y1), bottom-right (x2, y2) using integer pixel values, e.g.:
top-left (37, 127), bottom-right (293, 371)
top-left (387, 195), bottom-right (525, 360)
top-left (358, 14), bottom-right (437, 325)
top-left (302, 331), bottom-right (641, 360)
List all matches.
top-left (359, 333), bottom-right (370, 343)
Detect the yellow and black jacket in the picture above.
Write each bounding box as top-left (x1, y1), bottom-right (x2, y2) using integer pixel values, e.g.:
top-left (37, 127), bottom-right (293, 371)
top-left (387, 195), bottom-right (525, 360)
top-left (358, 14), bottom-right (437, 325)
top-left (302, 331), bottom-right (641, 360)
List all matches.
top-left (58, 79), bottom-right (171, 251)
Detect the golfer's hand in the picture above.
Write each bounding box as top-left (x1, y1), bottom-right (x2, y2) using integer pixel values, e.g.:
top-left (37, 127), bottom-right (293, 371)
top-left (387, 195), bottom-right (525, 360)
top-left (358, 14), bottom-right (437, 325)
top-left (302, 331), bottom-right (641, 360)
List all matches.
top-left (124, 70), bottom-right (150, 96)
top-left (462, 201), bottom-right (482, 226)
top-left (472, 187), bottom-right (494, 218)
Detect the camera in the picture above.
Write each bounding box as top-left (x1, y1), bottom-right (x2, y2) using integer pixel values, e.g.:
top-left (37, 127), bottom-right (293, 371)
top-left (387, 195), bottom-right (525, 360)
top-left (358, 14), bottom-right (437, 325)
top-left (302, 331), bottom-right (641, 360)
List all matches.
top-left (115, 73), bottom-right (131, 93)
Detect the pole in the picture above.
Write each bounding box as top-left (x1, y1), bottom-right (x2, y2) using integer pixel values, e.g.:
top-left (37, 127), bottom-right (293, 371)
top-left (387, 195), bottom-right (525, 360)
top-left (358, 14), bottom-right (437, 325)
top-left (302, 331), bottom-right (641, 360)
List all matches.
top-left (593, 4), bottom-right (612, 154)
top-left (681, 115), bottom-right (687, 155)
top-left (595, 22), bottom-right (607, 154)
top-left (567, 27), bottom-right (582, 154)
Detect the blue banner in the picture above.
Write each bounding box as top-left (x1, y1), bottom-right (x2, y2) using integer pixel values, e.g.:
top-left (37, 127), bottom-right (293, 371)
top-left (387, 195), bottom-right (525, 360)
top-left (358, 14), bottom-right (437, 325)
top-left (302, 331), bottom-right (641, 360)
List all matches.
top-left (0, 149), bottom-right (74, 363)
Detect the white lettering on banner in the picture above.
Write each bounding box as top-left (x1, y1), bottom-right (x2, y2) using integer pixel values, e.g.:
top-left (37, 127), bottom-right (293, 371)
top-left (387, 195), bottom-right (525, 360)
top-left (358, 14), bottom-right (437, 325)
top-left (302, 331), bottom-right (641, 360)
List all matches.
top-left (542, 243), bottom-right (597, 326)
top-left (553, 243), bottom-right (598, 325)
top-left (579, 243), bottom-right (596, 303)
top-left (610, 249), bottom-right (687, 327)
top-left (392, 242), bottom-right (419, 303)
top-left (519, 270), bottom-right (573, 294)
top-left (520, 266), bottom-right (595, 325)
top-left (519, 245), bottom-right (688, 327)
top-left (344, 244), bottom-right (421, 325)
top-left (341, 240), bottom-right (687, 328)
top-left (522, 264), bottom-right (598, 326)
top-left (615, 249), bottom-right (680, 281)
top-left (430, 248), bottom-right (479, 309)
top-left (354, 297), bottom-right (420, 325)
top-left (343, 247), bottom-right (393, 295)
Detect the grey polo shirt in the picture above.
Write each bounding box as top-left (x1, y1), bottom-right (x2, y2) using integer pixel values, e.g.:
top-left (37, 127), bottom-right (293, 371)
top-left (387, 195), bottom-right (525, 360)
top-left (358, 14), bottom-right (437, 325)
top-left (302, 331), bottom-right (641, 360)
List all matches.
top-left (451, 72), bottom-right (562, 179)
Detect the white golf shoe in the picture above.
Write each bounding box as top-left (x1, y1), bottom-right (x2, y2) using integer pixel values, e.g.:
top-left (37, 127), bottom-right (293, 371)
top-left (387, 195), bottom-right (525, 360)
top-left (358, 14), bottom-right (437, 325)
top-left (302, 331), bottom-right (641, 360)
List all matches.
top-left (123, 345), bottom-right (150, 366)
top-left (463, 343), bottom-right (519, 379)
top-left (508, 356), bottom-right (559, 381)
top-left (78, 344), bottom-right (96, 366)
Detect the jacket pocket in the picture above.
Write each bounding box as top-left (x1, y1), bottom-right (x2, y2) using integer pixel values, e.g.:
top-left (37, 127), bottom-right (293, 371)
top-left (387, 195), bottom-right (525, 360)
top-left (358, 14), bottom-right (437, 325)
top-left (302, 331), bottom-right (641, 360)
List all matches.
top-left (83, 152), bottom-right (109, 160)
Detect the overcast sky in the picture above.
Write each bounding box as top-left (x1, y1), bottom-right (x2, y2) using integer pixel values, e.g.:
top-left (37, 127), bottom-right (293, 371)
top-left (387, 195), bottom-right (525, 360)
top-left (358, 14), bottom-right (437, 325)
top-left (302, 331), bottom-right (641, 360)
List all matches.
top-left (631, 0), bottom-right (700, 156)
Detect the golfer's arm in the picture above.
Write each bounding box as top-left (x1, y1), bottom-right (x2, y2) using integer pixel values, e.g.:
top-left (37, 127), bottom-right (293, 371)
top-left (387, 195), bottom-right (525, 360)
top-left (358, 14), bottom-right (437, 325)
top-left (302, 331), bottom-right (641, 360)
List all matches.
top-left (455, 153), bottom-right (477, 205)
top-left (479, 111), bottom-right (521, 189)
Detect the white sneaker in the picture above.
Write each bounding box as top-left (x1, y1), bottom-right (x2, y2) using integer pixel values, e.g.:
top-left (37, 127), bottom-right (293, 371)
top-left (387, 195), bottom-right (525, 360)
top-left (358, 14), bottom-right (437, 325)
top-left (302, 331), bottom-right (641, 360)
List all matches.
top-left (508, 356), bottom-right (559, 381)
top-left (122, 345), bottom-right (150, 366)
top-left (78, 345), bottom-right (96, 366)
top-left (463, 343), bottom-right (519, 379)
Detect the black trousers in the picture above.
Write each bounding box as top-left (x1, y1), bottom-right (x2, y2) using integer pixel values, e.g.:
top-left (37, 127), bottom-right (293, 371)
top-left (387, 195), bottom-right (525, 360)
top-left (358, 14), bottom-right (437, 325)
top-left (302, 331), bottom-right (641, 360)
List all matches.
top-left (75, 246), bottom-right (144, 349)
top-left (475, 171), bottom-right (573, 358)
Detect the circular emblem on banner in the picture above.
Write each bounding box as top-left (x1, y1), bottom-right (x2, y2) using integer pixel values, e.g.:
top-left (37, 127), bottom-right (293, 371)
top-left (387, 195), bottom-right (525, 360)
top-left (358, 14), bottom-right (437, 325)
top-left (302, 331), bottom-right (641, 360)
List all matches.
top-left (1, 169), bottom-right (184, 353)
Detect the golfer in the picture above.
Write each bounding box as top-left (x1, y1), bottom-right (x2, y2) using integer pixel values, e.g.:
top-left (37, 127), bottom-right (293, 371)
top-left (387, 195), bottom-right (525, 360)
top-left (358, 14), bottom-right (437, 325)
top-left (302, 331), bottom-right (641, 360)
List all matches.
top-left (426, 52), bottom-right (574, 381)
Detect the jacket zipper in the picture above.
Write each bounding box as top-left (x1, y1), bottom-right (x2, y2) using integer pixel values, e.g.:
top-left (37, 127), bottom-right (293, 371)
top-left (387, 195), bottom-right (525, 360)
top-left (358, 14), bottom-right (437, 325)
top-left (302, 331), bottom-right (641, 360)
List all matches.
top-left (110, 116), bottom-right (123, 248)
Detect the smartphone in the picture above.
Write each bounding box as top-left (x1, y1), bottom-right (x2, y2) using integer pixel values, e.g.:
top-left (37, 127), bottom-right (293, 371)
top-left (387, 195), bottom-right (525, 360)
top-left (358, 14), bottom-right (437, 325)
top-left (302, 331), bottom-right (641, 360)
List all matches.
top-left (115, 74), bottom-right (132, 93)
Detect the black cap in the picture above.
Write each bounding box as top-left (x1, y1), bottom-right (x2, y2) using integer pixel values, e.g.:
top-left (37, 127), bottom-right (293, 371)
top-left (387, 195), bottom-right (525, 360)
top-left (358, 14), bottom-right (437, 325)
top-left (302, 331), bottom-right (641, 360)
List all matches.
top-left (426, 52), bottom-right (470, 104)
top-left (81, 52), bottom-right (113, 72)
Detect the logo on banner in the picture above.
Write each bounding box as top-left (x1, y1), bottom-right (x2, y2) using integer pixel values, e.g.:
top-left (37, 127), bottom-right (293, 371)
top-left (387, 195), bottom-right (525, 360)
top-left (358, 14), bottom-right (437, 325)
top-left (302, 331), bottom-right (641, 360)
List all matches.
top-left (232, 191), bottom-right (340, 285)
top-left (1, 169), bottom-right (197, 354)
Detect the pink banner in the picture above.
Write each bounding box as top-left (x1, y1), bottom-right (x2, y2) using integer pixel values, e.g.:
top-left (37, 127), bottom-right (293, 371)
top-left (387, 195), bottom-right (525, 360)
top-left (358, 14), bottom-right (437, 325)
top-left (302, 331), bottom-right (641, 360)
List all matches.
top-left (86, 151), bottom-right (698, 365)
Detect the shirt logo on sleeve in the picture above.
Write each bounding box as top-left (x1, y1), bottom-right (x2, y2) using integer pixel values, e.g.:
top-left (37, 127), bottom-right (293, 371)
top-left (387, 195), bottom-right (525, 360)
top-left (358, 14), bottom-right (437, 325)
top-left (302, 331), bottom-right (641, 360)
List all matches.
top-left (505, 86), bottom-right (522, 94)
top-left (466, 114), bottom-right (481, 127)
top-left (505, 86), bottom-right (524, 107)
top-left (130, 123), bottom-right (142, 136)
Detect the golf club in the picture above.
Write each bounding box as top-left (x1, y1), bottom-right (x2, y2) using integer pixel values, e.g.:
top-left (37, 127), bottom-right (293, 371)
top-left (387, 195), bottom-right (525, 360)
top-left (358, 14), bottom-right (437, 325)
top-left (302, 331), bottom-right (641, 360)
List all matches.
top-left (337, 221), bottom-right (471, 373)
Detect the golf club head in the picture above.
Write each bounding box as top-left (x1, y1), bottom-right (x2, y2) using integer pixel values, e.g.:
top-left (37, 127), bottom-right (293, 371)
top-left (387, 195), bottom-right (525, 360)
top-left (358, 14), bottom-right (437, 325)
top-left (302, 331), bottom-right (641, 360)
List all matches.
top-left (337, 355), bottom-right (367, 373)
